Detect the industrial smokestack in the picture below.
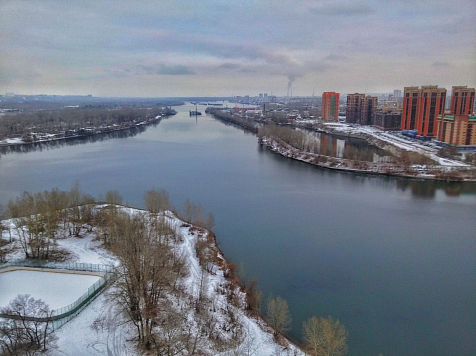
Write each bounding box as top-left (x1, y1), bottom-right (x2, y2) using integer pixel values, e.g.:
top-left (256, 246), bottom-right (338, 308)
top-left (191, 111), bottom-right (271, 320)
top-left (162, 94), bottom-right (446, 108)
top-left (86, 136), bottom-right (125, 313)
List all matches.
top-left (287, 75), bottom-right (295, 97)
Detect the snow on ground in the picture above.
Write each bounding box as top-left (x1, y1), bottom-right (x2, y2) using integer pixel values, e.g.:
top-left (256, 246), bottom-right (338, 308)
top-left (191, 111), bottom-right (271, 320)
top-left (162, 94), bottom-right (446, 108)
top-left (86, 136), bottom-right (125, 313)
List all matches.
top-left (322, 123), bottom-right (470, 167)
top-left (162, 212), bottom-right (305, 356)
top-left (50, 288), bottom-right (136, 356)
top-left (56, 231), bottom-right (116, 266)
top-left (1, 137), bottom-right (24, 144)
top-left (0, 270), bottom-right (100, 310)
top-left (1, 208), bottom-right (306, 356)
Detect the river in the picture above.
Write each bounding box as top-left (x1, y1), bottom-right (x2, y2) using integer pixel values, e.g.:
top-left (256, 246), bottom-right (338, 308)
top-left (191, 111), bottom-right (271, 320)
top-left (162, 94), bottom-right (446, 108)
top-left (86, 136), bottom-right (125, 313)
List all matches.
top-left (0, 103), bottom-right (475, 356)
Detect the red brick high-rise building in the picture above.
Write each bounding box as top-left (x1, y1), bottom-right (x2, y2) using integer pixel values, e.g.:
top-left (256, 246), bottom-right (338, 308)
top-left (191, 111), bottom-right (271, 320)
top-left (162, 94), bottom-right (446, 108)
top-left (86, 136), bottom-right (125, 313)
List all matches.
top-left (346, 93), bottom-right (377, 125)
top-left (450, 86), bottom-right (475, 115)
top-left (346, 93), bottom-right (364, 124)
top-left (321, 92), bottom-right (340, 121)
top-left (401, 85), bottom-right (447, 137)
top-left (360, 95), bottom-right (378, 125)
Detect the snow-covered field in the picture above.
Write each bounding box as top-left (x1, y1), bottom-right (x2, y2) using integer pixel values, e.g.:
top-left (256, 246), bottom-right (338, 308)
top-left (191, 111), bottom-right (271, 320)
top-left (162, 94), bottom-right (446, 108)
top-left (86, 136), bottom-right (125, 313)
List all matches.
top-left (320, 122), bottom-right (471, 167)
top-left (0, 269), bottom-right (101, 310)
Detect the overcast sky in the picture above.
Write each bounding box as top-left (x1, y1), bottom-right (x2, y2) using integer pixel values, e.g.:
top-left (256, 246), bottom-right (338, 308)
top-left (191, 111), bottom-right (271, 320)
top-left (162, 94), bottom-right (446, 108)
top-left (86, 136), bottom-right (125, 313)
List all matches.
top-left (1, 0), bottom-right (475, 97)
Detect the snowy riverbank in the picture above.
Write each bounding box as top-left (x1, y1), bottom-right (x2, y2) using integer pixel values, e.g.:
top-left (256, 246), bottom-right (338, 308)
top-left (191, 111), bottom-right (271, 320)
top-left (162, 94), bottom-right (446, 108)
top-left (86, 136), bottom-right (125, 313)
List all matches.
top-left (1, 206), bottom-right (306, 356)
top-left (0, 115), bottom-right (163, 148)
top-left (312, 122), bottom-right (471, 167)
top-left (259, 136), bottom-right (476, 182)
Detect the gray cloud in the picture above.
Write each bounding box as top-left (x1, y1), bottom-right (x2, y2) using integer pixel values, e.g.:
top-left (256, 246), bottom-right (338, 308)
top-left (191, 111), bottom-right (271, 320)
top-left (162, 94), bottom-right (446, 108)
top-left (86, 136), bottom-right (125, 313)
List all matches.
top-left (322, 54), bottom-right (348, 62)
top-left (0, 68), bottom-right (42, 84)
top-left (0, 0), bottom-right (474, 96)
top-left (432, 61), bottom-right (450, 68)
top-left (156, 64), bottom-right (195, 75)
top-left (239, 67), bottom-right (257, 73)
top-left (137, 64), bottom-right (195, 75)
top-left (309, 3), bottom-right (374, 16)
top-left (219, 63), bottom-right (240, 69)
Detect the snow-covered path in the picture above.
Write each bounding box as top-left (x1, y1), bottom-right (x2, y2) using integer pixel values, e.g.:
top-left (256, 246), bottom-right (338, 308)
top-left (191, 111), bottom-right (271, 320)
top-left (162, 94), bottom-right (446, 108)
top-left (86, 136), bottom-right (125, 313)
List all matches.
top-left (51, 290), bottom-right (135, 356)
top-left (56, 232), bottom-right (116, 265)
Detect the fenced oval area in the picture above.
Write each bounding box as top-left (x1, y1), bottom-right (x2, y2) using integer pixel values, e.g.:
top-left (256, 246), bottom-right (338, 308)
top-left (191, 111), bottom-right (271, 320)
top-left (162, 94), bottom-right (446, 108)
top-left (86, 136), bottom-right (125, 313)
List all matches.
top-left (0, 269), bottom-right (101, 310)
top-left (0, 261), bottom-right (116, 328)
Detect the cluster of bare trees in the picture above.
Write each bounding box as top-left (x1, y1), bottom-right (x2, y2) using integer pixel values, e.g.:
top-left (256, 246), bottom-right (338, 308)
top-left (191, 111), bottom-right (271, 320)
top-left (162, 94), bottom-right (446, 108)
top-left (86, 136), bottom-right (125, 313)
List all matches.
top-left (208, 109), bottom-right (259, 133)
top-left (183, 200), bottom-right (215, 230)
top-left (258, 125), bottom-right (319, 153)
top-left (397, 151), bottom-right (434, 166)
top-left (108, 212), bottom-right (187, 350)
top-left (264, 295), bottom-right (348, 356)
top-left (93, 191), bottom-right (246, 355)
top-left (259, 125), bottom-right (445, 172)
top-left (302, 316), bottom-right (348, 356)
top-left (0, 295), bottom-right (56, 356)
top-left (0, 106), bottom-right (168, 141)
top-left (6, 184), bottom-right (95, 260)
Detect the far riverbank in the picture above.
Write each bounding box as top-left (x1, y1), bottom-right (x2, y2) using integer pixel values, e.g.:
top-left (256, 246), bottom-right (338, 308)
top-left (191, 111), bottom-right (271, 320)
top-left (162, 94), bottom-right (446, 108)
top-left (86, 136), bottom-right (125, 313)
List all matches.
top-left (207, 108), bottom-right (475, 182)
top-left (259, 136), bottom-right (476, 182)
top-left (0, 115), bottom-right (168, 150)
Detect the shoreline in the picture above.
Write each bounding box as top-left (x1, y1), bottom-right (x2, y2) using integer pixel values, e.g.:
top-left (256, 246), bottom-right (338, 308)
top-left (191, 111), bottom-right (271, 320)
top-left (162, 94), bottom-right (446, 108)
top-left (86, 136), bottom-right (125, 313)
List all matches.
top-left (168, 209), bottom-right (306, 351)
top-left (0, 115), bottom-right (168, 149)
top-left (206, 109), bottom-right (475, 182)
top-left (259, 136), bottom-right (476, 182)
top-left (1, 205), bottom-right (306, 354)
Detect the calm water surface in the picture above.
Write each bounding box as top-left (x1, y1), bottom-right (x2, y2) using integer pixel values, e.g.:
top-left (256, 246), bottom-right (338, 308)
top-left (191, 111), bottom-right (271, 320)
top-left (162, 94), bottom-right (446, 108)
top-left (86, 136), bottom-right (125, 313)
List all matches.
top-left (1, 103), bottom-right (475, 356)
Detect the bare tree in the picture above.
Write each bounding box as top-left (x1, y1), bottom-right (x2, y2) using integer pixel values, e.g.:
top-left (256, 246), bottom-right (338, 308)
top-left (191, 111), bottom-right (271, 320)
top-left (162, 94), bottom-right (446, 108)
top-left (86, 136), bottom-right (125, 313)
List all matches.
top-left (182, 200), bottom-right (215, 229)
top-left (105, 190), bottom-right (123, 206)
top-left (0, 222), bottom-right (6, 263)
top-left (0, 294), bottom-right (57, 355)
top-left (245, 278), bottom-right (262, 313)
top-left (151, 302), bottom-right (187, 356)
top-left (302, 316), bottom-right (348, 356)
top-left (205, 212), bottom-right (215, 230)
top-left (144, 188), bottom-right (170, 214)
top-left (266, 296), bottom-right (292, 336)
top-left (110, 212), bottom-right (177, 350)
top-left (67, 183), bottom-right (96, 236)
top-left (7, 192), bottom-right (51, 259)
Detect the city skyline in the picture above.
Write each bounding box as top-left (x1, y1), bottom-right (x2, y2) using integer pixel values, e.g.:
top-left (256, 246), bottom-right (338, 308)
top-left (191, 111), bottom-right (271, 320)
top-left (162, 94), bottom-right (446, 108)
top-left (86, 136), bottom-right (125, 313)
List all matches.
top-left (1, 0), bottom-right (475, 97)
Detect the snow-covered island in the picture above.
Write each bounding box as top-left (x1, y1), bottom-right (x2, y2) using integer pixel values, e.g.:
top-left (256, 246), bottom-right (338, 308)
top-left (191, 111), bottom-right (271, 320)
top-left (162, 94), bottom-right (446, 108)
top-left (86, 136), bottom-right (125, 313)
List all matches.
top-left (0, 201), bottom-right (307, 356)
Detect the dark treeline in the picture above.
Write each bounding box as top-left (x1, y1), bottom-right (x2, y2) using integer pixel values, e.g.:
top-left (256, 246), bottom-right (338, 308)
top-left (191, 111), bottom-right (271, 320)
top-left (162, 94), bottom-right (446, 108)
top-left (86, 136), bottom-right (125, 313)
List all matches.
top-left (207, 108), bottom-right (259, 133)
top-left (0, 96), bottom-right (184, 112)
top-left (0, 124), bottom-right (150, 156)
top-left (0, 106), bottom-right (175, 141)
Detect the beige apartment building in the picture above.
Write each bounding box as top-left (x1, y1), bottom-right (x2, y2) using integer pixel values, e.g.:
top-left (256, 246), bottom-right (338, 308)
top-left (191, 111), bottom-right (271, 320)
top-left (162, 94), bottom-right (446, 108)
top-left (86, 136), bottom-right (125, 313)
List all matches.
top-left (436, 114), bottom-right (476, 146)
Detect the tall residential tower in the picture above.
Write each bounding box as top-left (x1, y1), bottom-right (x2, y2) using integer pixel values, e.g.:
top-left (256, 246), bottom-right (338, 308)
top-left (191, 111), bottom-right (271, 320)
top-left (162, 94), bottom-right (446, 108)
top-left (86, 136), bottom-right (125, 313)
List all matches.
top-left (321, 92), bottom-right (340, 121)
top-left (401, 85), bottom-right (446, 137)
top-left (346, 93), bottom-right (378, 125)
top-left (451, 86), bottom-right (475, 115)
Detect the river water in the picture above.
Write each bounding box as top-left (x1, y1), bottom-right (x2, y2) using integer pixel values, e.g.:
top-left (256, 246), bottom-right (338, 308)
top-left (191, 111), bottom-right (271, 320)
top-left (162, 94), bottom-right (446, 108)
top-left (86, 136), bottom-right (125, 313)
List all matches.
top-left (0, 103), bottom-right (475, 356)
